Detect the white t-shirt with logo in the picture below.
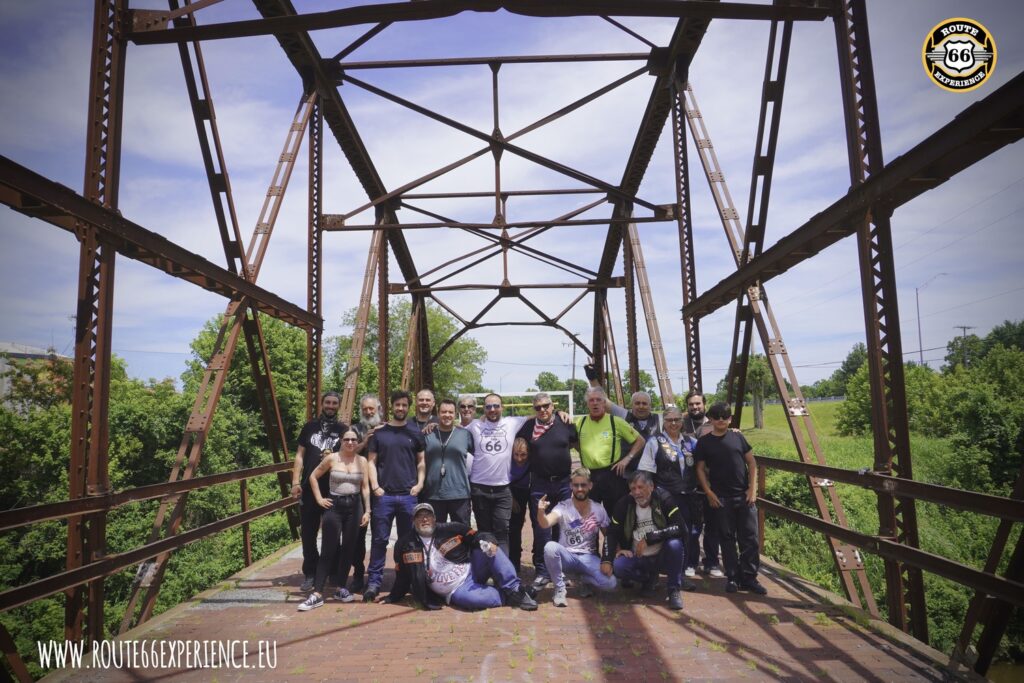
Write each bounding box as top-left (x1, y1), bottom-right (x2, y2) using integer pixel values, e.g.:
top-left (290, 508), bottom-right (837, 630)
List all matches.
top-left (632, 505), bottom-right (662, 557)
top-left (551, 499), bottom-right (609, 555)
top-left (421, 536), bottom-right (471, 602)
top-left (467, 416), bottom-right (527, 486)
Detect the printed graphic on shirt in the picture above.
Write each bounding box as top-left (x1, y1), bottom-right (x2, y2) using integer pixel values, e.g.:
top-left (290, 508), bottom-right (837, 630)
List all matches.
top-left (632, 506), bottom-right (661, 557)
top-left (310, 430), bottom-right (340, 454)
top-left (423, 539), bottom-right (471, 599)
top-left (555, 499), bottom-right (608, 555)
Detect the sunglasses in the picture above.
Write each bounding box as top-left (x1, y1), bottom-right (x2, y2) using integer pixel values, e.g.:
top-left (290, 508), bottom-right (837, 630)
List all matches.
top-left (341, 437), bottom-right (359, 442)
top-left (712, 416), bottom-right (732, 421)
top-left (459, 404), bottom-right (476, 409)
top-left (484, 403), bottom-right (501, 410)
top-left (664, 418), bottom-right (683, 423)
top-left (533, 403), bottom-right (552, 411)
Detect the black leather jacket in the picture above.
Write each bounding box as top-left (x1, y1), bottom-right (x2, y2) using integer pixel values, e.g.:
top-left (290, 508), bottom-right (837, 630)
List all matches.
top-left (607, 487), bottom-right (686, 557)
top-left (385, 522), bottom-right (497, 609)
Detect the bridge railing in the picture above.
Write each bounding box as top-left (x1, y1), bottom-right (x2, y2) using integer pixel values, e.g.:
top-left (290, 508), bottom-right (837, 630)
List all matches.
top-left (0, 462), bottom-right (296, 680)
top-left (755, 455), bottom-right (1024, 671)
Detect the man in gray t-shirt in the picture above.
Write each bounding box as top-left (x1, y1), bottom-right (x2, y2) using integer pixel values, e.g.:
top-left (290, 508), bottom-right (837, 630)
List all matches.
top-left (422, 399), bottom-right (474, 525)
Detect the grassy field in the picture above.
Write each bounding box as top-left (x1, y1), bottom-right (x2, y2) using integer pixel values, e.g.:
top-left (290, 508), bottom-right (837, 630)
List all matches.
top-left (736, 400), bottom-right (1005, 655)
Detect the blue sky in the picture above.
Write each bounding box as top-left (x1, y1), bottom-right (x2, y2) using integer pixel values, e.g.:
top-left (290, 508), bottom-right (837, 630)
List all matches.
top-left (1, 1), bottom-right (1022, 399)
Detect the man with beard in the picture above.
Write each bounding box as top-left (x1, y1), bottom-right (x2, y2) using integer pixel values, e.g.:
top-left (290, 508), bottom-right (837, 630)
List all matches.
top-left (410, 388), bottom-right (440, 431)
top-left (422, 399), bottom-right (474, 524)
top-left (364, 390), bottom-right (426, 602)
top-left (465, 393), bottom-right (529, 557)
top-left (638, 407), bottom-right (700, 587)
top-left (291, 391), bottom-right (349, 592)
top-left (514, 392), bottom-right (578, 588)
top-left (575, 386), bottom-right (646, 507)
top-left (380, 504), bottom-right (537, 611)
top-left (349, 393), bottom-right (383, 592)
top-left (536, 467), bottom-right (617, 606)
top-left (695, 402), bottom-right (766, 596)
top-left (682, 390), bottom-right (722, 578)
top-left (609, 470), bottom-right (687, 610)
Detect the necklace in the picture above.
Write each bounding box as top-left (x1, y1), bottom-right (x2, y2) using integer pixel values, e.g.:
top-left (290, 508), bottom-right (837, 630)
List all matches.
top-left (438, 428), bottom-right (453, 478)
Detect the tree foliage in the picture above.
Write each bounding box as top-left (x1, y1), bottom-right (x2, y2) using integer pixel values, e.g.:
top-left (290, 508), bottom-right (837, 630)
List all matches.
top-left (324, 300), bottom-right (486, 421)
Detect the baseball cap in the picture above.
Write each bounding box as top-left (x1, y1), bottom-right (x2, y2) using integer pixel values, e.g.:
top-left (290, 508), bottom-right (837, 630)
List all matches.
top-left (412, 503), bottom-right (435, 516)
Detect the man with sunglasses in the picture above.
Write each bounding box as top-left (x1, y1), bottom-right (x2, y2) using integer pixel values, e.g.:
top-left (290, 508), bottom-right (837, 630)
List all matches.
top-left (694, 402), bottom-right (767, 596)
top-left (638, 406), bottom-right (700, 588)
top-left (513, 392), bottom-right (578, 588)
top-left (683, 390), bottom-right (722, 578)
top-left (457, 395), bottom-right (478, 427)
top-left (291, 390), bottom-right (349, 592)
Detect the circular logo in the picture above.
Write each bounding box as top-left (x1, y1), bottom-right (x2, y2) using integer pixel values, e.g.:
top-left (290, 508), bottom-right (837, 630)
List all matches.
top-left (922, 18), bottom-right (996, 92)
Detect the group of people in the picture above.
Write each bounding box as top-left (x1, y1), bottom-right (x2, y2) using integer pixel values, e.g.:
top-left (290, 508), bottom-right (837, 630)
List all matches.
top-left (289, 362), bottom-right (766, 614)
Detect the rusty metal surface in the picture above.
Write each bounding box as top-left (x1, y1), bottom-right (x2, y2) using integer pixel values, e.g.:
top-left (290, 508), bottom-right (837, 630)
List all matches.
top-left (128, 0), bottom-right (831, 44)
top-left (306, 100), bottom-right (323, 419)
top-left (683, 70), bottom-right (1024, 321)
top-left (834, 0), bottom-right (924, 640)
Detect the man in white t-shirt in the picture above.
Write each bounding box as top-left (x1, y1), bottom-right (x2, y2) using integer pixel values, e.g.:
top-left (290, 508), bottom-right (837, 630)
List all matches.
top-left (536, 467), bottom-right (617, 607)
top-left (466, 393), bottom-right (570, 557)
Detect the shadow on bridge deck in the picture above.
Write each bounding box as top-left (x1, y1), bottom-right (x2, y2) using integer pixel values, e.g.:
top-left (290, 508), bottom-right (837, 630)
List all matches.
top-left (43, 542), bottom-right (979, 683)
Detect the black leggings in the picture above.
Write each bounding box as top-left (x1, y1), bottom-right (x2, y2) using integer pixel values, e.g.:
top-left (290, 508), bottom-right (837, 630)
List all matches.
top-left (313, 495), bottom-right (364, 594)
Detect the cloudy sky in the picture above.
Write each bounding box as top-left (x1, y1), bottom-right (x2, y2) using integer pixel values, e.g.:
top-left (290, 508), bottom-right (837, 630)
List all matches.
top-left (1, 1), bottom-right (1022, 400)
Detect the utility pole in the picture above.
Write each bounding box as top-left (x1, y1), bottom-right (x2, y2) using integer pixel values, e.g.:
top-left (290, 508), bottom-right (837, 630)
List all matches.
top-left (954, 325), bottom-right (975, 368)
top-left (562, 337), bottom-right (579, 415)
top-left (915, 273), bottom-right (946, 366)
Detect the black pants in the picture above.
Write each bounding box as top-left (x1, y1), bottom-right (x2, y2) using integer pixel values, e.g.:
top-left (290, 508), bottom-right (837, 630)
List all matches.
top-left (673, 492), bottom-right (704, 571)
top-left (299, 492), bottom-right (325, 578)
top-left (713, 494), bottom-right (760, 583)
top-left (351, 516), bottom-right (368, 585)
top-left (702, 495), bottom-right (721, 570)
top-left (589, 467), bottom-right (628, 509)
top-left (470, 482), bottom-right (512, 557)
top-left (430, 498), bottom-right (471, 525)
top-left (313, 495), bottom-right (364, 594)
top-left (508, 486), bottom-right (530, 573)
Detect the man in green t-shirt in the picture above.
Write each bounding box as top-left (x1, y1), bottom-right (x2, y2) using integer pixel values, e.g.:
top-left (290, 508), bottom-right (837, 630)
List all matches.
top-left (574, 386), bottom-right (646, 507)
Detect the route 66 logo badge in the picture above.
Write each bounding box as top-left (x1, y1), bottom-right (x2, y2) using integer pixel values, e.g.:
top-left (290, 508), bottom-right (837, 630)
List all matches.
top-left (922, 18), bottom-right (996, 92)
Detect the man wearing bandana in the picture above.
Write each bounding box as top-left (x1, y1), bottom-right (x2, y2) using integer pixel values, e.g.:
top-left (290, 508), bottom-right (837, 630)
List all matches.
top-left (292, 390), bottom-right (349, 592)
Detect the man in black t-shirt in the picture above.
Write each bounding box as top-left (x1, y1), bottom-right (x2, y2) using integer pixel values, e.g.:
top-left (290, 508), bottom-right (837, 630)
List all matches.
top-left (291, 391), bottom-right (348, 592)
top-left (514, 392), bottom-right (578, 587)
top-left (364, 390), bottom-right (426, 602)
top-left (694, 402), bottom-right (766, 596)
top-left (683, 390), bottom-right (721, 577)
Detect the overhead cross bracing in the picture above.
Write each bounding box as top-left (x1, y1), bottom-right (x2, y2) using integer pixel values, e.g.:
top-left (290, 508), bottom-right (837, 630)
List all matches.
top-left (0, 2), bottom-right (1022, 680)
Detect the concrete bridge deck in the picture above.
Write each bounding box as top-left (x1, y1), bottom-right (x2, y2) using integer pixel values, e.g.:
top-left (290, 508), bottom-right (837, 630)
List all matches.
top-left (45, 542), bottom-right (973, 683)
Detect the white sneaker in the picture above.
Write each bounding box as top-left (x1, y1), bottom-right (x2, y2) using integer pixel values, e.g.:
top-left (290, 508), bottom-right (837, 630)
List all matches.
top-left (297, 592), bottom-right (323, 611)
top-left (684, 567), bottom-right (696, 578)
top-left (709, 567), bottom-right (725, 578)
top-left (552, 587), bottom-right (567, 607)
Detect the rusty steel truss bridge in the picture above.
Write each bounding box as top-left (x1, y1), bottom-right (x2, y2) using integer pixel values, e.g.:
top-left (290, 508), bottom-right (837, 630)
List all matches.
top-left (0, 1), bottom-right (1022, 680)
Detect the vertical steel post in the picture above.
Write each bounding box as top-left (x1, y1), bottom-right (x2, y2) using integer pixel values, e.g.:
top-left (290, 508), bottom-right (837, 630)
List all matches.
top-left (239, 479), bottom-right (252, 566)
top-left (307, 99), bottom-right (323, 419)
top-left (67, 0), bottom-right (126, 644)
top-left (671, 77), bottom-right (701, 394)
top-left (378, 236), bottom-right (390, 406)
top-left (835, 0), bottom-right (926, 640)
top-left (622, 222), bottom-right (640, 394)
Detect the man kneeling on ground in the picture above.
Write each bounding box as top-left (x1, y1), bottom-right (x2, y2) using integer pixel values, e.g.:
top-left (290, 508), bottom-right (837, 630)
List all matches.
top-left (378, 503), bottom-right (538, 611)
top-left (537, 467), bottom-right (617, 607)
top-left (608, 471), bottom-right (687, 610)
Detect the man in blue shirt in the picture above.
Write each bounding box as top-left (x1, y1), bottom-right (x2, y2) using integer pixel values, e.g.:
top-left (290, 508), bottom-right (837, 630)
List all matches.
top-left (364, 390), bottom-right (426, 602)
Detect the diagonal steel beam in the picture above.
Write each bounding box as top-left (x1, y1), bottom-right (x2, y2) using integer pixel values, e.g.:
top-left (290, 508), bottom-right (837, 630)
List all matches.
top-left (342, 73), bottom-right (664, 213)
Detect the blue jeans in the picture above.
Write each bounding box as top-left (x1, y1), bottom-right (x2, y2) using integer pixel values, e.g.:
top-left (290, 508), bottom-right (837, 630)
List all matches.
top-left (449, 547), bottom-right (521, 610)
top-left (529, 478), bottom-right (571, 578)
top-left (367, 493), bottom-right (416, 589)
top-left (674, 492), bottom-right (704, 571)
top-left (612, 537), bottom-right (685, 590)
top-left (543, 542), bottom-right (617, 592)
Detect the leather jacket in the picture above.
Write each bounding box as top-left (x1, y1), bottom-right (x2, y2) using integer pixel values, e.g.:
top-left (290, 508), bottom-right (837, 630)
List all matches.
top-left (607, 487), bottom-right (686, 557)
top-left (385, 522), bottom-right (497, 609)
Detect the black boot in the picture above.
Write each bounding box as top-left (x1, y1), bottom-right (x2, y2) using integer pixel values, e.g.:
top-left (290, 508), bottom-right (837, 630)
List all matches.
top-left (503, 585), bottom-right (538, 611)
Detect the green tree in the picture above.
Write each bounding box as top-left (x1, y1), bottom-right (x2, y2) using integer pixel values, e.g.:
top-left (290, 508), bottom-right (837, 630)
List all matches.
top-left (836, 362), bottom-right (944, 436)
top-left (944, 333), bottom-right (983, 371)
top-left (747, 354), bottom-right (772, 429)
top-left (325, 300), bottom-right (486, 421)
top-left (981, 319), bottom-right (1024, 356)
